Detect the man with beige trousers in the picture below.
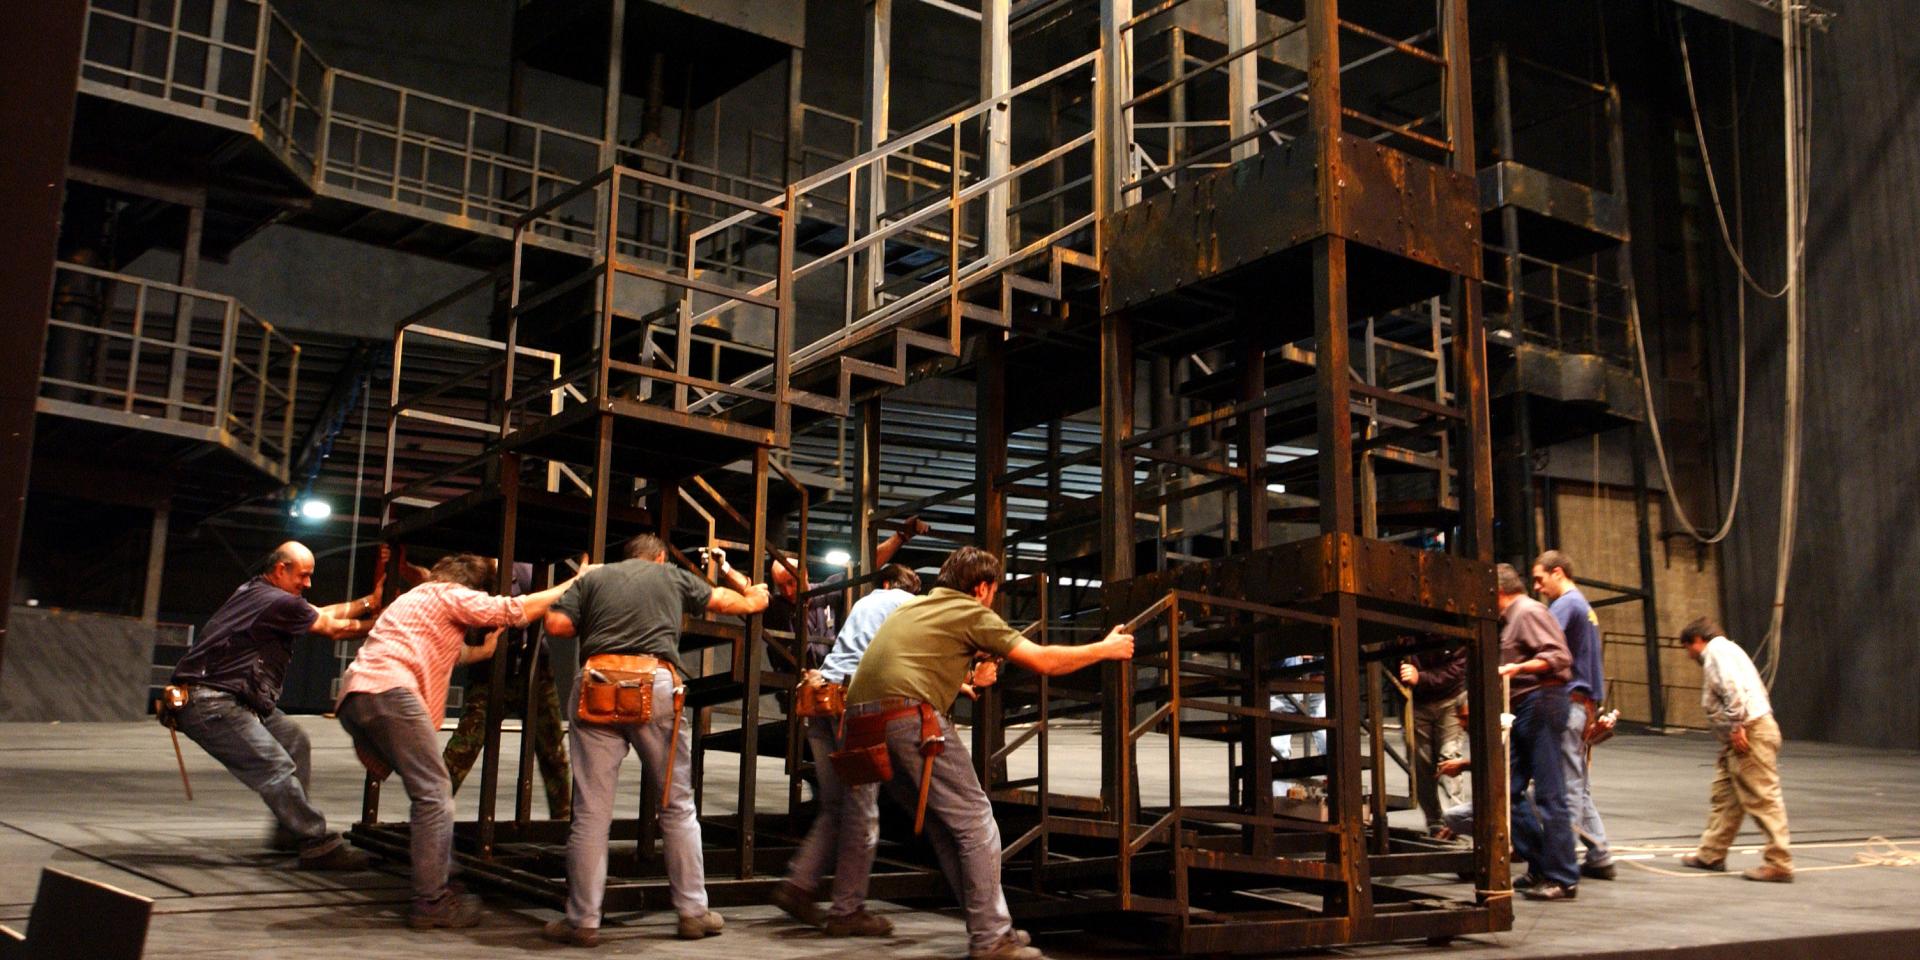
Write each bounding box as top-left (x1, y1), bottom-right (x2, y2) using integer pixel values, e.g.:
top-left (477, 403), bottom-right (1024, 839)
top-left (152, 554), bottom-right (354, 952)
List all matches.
top-left (1677, 617), bottom-right (1793, 882)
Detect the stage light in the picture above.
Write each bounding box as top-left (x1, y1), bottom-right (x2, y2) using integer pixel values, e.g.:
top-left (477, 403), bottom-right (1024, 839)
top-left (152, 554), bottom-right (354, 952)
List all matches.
top-left (823, 548), bottom-right (852, 566)
top-left (296, 497), bottom-right (333, 521)
top-left (1266, 483), bottom-right (1287, 494)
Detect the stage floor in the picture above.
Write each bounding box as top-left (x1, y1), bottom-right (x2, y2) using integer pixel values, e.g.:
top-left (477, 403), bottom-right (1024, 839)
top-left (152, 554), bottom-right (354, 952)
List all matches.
top-left (1, 718), bottom-right (1915, 959)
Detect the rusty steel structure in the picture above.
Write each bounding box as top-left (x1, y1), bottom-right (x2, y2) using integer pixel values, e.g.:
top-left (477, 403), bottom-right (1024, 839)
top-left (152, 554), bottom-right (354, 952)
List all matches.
top-left (42, 0), bottom-right (1576, 951)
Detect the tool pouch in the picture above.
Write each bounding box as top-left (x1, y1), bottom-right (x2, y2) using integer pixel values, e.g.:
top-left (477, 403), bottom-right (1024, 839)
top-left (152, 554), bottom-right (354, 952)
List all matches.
top-left (155, 684), bottom-right (190, 729)
top-left (578, 654), bottom-right (664, 725)
top-left (794, 670), bottom-right (847, 719)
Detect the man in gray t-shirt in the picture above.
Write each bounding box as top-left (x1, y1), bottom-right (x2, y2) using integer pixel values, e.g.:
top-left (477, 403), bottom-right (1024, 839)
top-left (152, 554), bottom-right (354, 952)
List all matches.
top-left (540, 533), bottom-right (768, 947)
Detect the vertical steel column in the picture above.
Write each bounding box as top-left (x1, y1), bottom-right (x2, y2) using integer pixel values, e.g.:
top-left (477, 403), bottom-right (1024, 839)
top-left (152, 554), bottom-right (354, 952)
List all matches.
top-left (738, 446), bottom-right (771, 877)
top-left (1630, 425), bottom-right (1665, 727)
top-left (478, 452), bottom-right (521, 858)
top-left (859, 0), bottom-right (891, 313)
top-left (1225, 0), bottom-right (1258, 164)
top-left (856, 399), bottom-right (882, 573)
top-left (785, 48), bottom-right (806, 185)
top-left (1097, 0), bottom-right (1135, 217)
top-left (974, 334), bottom-right (1008, 783)
top-left (981, 0), bottom-right (1011, 260)
top-left (1237, 328), bottom-right (1268, 550)
top-left (600, 0), bottom-right (627, 167)
top-left (166, 205), bottom-right (204, 420)
top-left (141, 506), bottom-right (170, 625)
top-left (1097, 307), bottom-right (1134, 813)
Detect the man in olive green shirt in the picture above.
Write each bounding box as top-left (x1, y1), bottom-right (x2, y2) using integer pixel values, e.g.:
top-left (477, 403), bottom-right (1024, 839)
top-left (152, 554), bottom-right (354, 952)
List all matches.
top-left (838, 547), bottom-right (1133, 960)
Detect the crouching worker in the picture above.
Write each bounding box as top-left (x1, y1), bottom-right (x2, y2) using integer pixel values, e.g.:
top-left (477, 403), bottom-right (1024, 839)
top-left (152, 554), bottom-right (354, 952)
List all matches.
top-left (540, 534), bottom-right (770, 948)
top-left (771, 563), bottom-right (924, 934)
top-left (836, 546), bottom-right (1134, 960)
top-left (166, 540), bottom-right (384, 870)
top-left (336, 553), bottom-right (585, 928)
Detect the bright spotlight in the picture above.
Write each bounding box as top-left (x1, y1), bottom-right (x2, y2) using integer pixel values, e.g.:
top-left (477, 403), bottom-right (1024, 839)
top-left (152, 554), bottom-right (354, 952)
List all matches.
top-left (1266, 483), bottom-right (1287, 494)
top-left (823, 548), bottom-right (852, 566)
top-left (296, 498), bottom-right (333, 521)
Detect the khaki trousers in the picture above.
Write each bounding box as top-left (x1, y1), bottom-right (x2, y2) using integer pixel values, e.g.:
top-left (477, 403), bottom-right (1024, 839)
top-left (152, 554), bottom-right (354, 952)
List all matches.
top-left (1697, 714), bottom-right (1792, 871)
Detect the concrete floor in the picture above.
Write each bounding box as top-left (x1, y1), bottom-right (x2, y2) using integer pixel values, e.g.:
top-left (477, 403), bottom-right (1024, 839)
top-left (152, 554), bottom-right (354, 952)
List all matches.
top-left (2, 717), bottom-right (1917, 959)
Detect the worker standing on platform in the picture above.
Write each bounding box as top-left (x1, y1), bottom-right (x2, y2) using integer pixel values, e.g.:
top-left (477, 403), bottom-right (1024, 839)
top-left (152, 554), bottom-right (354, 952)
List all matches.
top-left (1678, 618), bottom-right (1793, 882)
top-left (836, 546), bottom-right (1134, 960)
top-left (771, 562), bottom-right (928, 935)
top-left (540, 534), bottom-right (769, 948)
top-left (770, 517), bottom-right (929, 665)
top-left (1496, 562), bottom-right (1579, 901)
top-left (1532, 550), bottom-right (1615, 880)
top-left (164, 541), bottom-right (384, 871)
top-left (335, 553), bottom-right (585, 929)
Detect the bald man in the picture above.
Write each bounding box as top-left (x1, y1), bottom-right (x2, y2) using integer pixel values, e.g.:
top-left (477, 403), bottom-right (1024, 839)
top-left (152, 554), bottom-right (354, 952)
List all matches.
top-left (168, 541), bottom-right (385, 869)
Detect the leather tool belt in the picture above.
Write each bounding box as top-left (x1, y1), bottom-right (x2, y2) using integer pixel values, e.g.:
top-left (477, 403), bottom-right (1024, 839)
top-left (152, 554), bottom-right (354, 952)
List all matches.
top-left (794, 669), bottom-right (847, 719)
top-left (578, 653), bottom-right (686, 807)
top-left (833, 698), bottom-right (945, 833)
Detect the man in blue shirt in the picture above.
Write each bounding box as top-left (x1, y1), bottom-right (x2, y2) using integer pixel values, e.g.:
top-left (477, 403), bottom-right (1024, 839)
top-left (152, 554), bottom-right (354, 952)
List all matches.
top-left (1533, 549), bottom-right (1614, 880)
top-left (772, 563), bottom-right (926, 935)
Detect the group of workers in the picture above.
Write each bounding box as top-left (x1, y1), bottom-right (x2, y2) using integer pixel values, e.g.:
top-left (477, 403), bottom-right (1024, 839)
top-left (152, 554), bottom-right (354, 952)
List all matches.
top-left (158, 533), bottom-right (1794, 956)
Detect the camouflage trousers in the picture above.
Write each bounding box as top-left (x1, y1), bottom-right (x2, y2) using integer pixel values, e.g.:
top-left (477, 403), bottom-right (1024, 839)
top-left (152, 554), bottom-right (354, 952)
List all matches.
top-left (442, 656), bottom-right (571, 819)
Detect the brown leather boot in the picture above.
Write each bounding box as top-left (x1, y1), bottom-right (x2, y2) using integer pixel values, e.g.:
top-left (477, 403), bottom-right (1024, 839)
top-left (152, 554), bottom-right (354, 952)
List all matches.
top-left (1742, 864), bottom-right (1794, 883)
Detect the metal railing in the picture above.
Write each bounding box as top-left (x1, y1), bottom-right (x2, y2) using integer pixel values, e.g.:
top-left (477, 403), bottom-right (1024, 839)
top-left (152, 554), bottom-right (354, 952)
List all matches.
top-left (1484, 251), bottom-right (1631, 362)
top-left (503, 165), bottom-right (795, 441)
top-left (42, 261), bottom-right (300, 477)
top-left (78, 0), bottom-right (265, 122)
top-left (677, 50), bottom-right (1101, 416)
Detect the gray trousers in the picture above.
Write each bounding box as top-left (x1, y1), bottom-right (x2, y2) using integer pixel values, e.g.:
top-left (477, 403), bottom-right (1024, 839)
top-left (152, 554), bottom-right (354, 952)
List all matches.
top-left (840, 702), bottom-right (1011, 953)
top-left (1561, 700), bottom-right (1611, 866)
top-left (1412, 692), bottom-right (1469, 832)
top-left (173, 689), bottom-right (340, 856)
top-left (787, 716), bottom-right (967, 918)
top-left (565, 671), bottom-right (705, 928)
top-left (337, 689), bottom-right (453, 904)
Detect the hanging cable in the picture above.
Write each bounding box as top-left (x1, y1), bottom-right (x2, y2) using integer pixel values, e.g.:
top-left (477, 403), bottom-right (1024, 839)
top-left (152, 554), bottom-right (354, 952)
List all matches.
top-left (1678, 19), bottom-right (1790, 300)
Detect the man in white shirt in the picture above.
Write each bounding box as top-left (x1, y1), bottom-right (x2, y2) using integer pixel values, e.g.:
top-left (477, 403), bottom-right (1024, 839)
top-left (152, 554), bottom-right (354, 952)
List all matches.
top-left (1677, 617), bottom-right (1793, 882)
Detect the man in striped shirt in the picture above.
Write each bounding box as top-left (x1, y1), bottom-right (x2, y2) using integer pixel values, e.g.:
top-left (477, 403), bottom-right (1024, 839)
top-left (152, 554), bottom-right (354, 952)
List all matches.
top-left (336, 553), bottom-right (586, 928)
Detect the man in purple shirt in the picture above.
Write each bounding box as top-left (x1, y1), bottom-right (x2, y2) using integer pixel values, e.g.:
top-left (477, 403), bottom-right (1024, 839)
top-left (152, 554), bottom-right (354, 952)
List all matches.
top-left (1497, 563), bottom-right (1578, 901)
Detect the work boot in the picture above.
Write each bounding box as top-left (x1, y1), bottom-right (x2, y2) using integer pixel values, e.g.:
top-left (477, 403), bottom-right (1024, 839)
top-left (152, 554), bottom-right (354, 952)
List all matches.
top-left (1742, 865), bottom-right (1794, 883)
top-left (770, 881), bottom-right (824, 926)
top-left (970, 932), bottom-right (1045, 960)
top-left (267, 824), bottom-right (302, 853)
top-left (408, 891), bottom-right (483, 930)
top-left (822, 910), bottom-right (893, 937)
top-left (297, 842), bottom-right (371, 871)
top-left (1679, 853), bottom-right (1726, 872)
top-left (677, 910), bottom-right (724, 940)
top-left (1580, 861), bottom-right (1617, 881)
top-left (1512, 872), bottom-right (1542, 890)
top-left (1520, 881), bottom-right (1577, 901)
top-left (541, 919), bottom-right (600, 948)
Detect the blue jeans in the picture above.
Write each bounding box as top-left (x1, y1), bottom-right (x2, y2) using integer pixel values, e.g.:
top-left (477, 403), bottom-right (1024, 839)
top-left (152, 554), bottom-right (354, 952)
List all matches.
top-left (173, 689), bottom-right (339, 856)
top-left (1509, 686), bottom-right (1578, 887)
top-left (1561, 700), bottom-right (1611, 866)
top-left (337, 689), bottom-right (453, 905)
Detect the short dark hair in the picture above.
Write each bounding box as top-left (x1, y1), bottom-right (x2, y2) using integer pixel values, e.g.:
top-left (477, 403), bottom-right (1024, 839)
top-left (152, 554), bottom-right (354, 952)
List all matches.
top-left (1533, 549), bottom-right (1574, 580)
top-left (430, 553), bottom-right (495, 591)
top-left (623, 533), bottom-right (666, 561)
top-left (1495, 563), bottom-right (1527, 596)
top-left (1679, 617), bottom-right (1723, 645)
top-left (879, 563), bottom-right (921, 594)
top-left (936, 546), bottom-right (1001, 594)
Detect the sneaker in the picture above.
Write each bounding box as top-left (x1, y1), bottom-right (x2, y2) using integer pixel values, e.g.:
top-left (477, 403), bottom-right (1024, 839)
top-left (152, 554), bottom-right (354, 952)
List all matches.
top-left (970, 932), bottom-right (1045, 960)
top-left (408, 891), bottom-right (483, 930)
top-left (541, 919), bottom-right (600, 948)
top-left (1580, 861), bottom-right (1617, 881)
top-left (677, 910), bottom-right (724, 940)
top-left (1520, 881), bottom-right (1577, 901)
top-left (770, 882), bottom-right (824, 926)
top-left (1679, 853), bottom-right (1726, 872)
top-left (822, 910), bottom-right (893, 937)
top-left (297, 843), bottom-right (371, 871)
top-left (1742, 865), bottom-right (1794, 883)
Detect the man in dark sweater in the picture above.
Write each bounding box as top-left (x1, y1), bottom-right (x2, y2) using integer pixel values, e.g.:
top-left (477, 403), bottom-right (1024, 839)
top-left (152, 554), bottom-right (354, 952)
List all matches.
top-left (1398, 640), bottom-right (1469, 836)
top-left (168, 541), bottom-right (384, 869)
top-left (1497, 562), bottom-right (1577, 901)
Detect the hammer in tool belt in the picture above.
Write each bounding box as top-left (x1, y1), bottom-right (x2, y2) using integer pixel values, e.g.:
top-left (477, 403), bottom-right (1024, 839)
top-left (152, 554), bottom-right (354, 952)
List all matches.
top-left (155, 685), bottom-right (193, 801)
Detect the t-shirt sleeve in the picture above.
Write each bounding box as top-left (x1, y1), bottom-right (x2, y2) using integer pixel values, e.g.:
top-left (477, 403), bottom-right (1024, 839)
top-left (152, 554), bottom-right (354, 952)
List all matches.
top-left (274, 594), bottom-right (322, 637)
top-left (967, 605), bottom-right (1026, 657)
top-left (551, 576), bottom-right (588, 627)
top-left (673, 566), bottom-right (717, 615)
